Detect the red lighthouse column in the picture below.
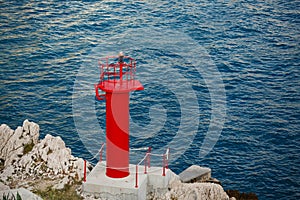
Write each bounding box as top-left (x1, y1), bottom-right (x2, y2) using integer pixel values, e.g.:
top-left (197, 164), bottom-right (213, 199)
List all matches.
top-left (95, 54), bottom-right (143, 178)
top-left (106, 91), bottom-right (130, 178)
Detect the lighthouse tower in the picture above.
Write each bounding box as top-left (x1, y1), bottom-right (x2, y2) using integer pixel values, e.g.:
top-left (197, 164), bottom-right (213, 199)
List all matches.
top-left (83, 53), bottom-right (173, 200)
top-left (94, 52), bottom-right (144, 178)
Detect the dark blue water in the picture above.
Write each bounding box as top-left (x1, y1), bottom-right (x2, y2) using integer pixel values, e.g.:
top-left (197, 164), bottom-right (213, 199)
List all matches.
top-left (0, 1), bottom-right (299, 199)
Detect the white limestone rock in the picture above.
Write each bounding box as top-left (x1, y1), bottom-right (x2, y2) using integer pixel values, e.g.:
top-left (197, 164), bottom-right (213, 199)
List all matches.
top-left (167, 182), bottom-right (229, 200)
top-left (0, 120), bottom-right (90, 189)
top-left (0, 120), bottom-right (40, 168)
top-left (0, 124), bottom-right (18, 165)
top-left (23, 120), bottom-right (39, 144)
top-left (0, 165), bottom-right (15, 183)
top-left (73, 158), bottom-right (85, 180)
top-left (16, 133), bottom-right (87, 182)
top-left (0, 181), bottom-right (10, 191)
top-left (52, 176), bottom-right (70, 190)
top-left (179, 165), bottom-right (211, 183)
top-left (148, 180), bottom-right (230, 200)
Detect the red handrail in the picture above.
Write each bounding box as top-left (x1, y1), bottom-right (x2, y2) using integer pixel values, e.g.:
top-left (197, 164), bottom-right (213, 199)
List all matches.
top-left (135, 165), bottom-right (138, 188)
top-left (162, 155), bottom-right (166, 176)
top-left (98, 56), bottom-right (136, 85)
top-left (83, 160), bottom-right (87, 182)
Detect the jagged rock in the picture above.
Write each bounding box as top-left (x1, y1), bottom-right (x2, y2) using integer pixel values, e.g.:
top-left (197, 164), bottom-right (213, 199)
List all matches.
top-left (0, 165), bottom-right (14, 182)
top-left (0, 182), bottom-right (10, 191)
top-left (0, 119), bottom-right (39, 168)
top-left (15, 133), bottom-right (88, 183)
top-left (205, 177), bottom-right (222, 185)
top-left (179, 165), bottom-right (211, 183)
top-left (148, 165), bottom-right (228, 199)
top-left (0, 120), bottom-right (91, 190)
top-left (52, 176), bottom-right (70, 190)
top-left (147, 171), bottom-right (230, 200)
top-left (18, 134), bottom-right (72, 175)
top-left (22, 120), bottom-right (39, 144)
top-left (166, 182), bottom-right (229, 200)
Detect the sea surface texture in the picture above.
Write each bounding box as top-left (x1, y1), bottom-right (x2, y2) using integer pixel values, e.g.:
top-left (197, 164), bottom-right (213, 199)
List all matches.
top-left (0, 1), bottom-right (299, 199)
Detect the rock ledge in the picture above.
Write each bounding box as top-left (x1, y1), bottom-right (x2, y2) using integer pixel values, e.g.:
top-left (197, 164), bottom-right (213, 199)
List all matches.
top-left (0, 120), bottom-right (91, 192)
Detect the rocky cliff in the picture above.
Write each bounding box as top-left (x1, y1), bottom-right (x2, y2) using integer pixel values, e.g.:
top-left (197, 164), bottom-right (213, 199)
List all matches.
top-left (0, 120), bottom-right (91, 191)
top-left (0, 120), bottom-right (237, 200)
top-left (147, 170), bottom-right (233, 200)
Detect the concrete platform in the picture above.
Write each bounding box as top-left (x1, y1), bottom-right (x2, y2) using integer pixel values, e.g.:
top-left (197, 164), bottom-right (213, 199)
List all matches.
top-left (83, 161), bottom-right (174, 200)
top-left (178, 165), bottom-right (211, 183)
top-left (147, 166), bottom-right (172, 189)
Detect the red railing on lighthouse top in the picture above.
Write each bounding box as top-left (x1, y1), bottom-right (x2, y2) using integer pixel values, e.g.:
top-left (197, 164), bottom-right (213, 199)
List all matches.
top-left (95, 54), bottom-right (143, 100)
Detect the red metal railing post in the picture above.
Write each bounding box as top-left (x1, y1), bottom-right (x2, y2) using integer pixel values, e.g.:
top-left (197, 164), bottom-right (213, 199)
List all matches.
top-left (144, 159), bottom-right (147, 174)
top-left (114, 63), bottom-right (116, 81)
top-left (135, 165), bottom-right (138, 188)
top-left (144, 153), bottom-right (147, 174)
top-left (120, 62), bottom-right (123, 80)
top-left (162, 155), bottom-right (166, 176)
top-left (84, 160), bottom-right (87, 182)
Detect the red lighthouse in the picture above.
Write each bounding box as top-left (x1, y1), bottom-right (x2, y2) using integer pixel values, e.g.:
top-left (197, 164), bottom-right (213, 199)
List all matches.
top-left (94, 52), bottom-right (144, 178)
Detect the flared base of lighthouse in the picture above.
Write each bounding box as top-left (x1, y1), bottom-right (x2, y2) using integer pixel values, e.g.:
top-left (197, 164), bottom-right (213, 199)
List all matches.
top-left (106, 168), bottom-right (129, 178)
top-left (83, 161), bottom-right (175, 200)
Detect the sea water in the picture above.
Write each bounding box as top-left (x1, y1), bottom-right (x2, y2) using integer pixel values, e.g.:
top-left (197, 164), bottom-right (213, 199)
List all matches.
top-left (0, 1), bottom-right (299, 199)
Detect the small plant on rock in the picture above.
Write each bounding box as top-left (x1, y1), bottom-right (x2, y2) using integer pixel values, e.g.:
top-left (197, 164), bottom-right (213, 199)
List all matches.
top-left (33, 183), bottom-right (83, 200)
top-left (2, 192), bottom-right (22, 200)
top-left (23, 140), bottom-right (34, 154)
top-left (0, 158), bottom-right (5, 171)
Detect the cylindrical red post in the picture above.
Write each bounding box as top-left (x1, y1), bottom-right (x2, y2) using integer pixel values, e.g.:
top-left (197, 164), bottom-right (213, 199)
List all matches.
top-left (106, 92), bottom-right (130, 178)
top-left (144, 155), bottom-right (147, 174)
top-left (135, 165), bottom-right (138, 188)
top-left (83, 160), bottom-right (87, 182)
top-left (162, 155), bottom-right (166, 176)
top-left (119, 61), bottom-right (123, 80)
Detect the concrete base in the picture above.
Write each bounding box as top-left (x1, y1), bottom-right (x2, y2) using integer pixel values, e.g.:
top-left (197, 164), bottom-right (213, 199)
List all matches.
top-left (147, 166), bottom-right (171, 189)
top-left (178, 165), bottom-right (211, 183)
top-left (83, 162), bottom-right (173, 200)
